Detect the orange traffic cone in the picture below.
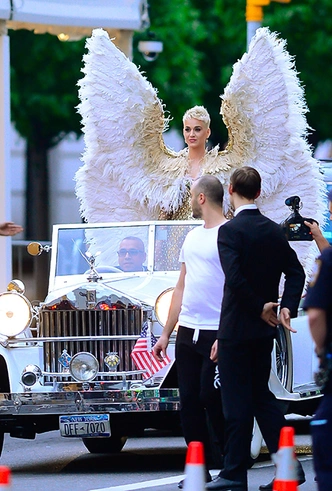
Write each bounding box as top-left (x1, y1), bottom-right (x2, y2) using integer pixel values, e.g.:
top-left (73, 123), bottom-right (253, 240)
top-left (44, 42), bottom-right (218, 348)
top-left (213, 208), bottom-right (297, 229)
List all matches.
top-left (0, 466), bottom-right (11, 488)
top-left (183, 441), bottom-right (206, 491)
top-left (273, 427), bottom-right (298, 491)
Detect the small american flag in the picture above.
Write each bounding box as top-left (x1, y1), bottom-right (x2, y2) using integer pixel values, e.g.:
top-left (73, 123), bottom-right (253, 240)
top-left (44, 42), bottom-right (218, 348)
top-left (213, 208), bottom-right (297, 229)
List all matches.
top-left (131, 322), bottom-right (171, 379)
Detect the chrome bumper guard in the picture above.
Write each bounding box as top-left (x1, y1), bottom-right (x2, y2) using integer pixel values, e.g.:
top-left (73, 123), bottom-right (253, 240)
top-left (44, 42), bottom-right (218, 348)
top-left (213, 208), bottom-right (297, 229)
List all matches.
top-left (0, 388), bottom-right (181, 416)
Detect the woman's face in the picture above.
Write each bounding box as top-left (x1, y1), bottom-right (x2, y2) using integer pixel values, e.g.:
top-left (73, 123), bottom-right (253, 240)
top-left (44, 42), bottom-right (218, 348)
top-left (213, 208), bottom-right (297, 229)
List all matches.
top-left (183, 118), bottom-right (210, 150)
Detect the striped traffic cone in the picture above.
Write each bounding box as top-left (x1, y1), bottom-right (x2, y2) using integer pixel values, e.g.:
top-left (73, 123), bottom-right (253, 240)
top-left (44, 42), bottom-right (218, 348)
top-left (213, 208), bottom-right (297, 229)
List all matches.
top-left (183, 441), bottom-right (206, 491)
top-left (0, 466), bottom-right (11, 488)
top-left (273, 427), bottom-right (298, 491)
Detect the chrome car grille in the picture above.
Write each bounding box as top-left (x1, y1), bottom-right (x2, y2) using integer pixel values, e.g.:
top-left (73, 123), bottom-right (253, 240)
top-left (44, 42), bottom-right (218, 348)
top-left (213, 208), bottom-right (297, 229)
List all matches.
top-left (40, 309), bottom-right (142, 380)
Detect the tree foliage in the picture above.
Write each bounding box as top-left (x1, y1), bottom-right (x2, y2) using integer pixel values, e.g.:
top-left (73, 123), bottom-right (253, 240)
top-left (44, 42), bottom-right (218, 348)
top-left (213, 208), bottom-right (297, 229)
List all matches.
top-left (7, 1), bottom-right (332, 239)
top-left (9, 29), bottom-right (85, 239)
top-left (266, 0), bottom-right (332, 147)
top-left (134, 0), bottom-right (332, 148)
top-left (133, 0), bottom-right (246, 147)
top-left (10, 2), bottom-right (332, 150)
top-left (10, 29), bottom-right (85, 148)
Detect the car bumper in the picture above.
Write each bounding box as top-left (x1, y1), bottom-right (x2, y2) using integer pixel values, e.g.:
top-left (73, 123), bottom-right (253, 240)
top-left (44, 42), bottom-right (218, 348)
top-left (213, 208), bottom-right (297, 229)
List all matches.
top-left (0, 388), bottom-right (181, 416)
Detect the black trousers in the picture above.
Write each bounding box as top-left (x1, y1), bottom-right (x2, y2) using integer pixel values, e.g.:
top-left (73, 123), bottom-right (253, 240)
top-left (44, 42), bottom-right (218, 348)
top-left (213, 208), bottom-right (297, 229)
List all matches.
top-left (218, 337), bottom-right (286, 484)
top-left (311, 378), bottom-right (332, 491)
top-left (176, 326), bottom-right (224, 468)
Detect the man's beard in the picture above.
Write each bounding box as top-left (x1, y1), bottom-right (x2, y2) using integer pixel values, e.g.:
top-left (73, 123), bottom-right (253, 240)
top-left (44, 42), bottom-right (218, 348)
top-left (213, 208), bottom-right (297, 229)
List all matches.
top-left (192, 206), bottom-right (202, 219)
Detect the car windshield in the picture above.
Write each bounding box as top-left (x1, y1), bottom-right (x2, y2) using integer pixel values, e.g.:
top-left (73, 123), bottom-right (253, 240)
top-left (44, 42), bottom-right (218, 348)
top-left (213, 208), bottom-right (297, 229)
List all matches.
top-left (50, 221), bottom-right (200, 290)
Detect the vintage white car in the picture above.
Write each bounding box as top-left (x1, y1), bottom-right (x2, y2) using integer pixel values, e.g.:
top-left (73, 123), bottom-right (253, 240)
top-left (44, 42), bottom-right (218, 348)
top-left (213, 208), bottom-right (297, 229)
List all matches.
top-left (0, 220), bottom-right (321, 458)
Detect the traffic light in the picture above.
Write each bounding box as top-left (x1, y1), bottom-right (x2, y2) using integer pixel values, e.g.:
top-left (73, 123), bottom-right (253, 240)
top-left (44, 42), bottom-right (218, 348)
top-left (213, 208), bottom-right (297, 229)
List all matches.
top-left (246, 0), bottom-right (291, 22)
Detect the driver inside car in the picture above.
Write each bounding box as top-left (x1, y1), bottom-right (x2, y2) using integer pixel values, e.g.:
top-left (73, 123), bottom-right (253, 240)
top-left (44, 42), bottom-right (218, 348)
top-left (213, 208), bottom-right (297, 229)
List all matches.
top-left (116, 237), bottom-right (147, 272)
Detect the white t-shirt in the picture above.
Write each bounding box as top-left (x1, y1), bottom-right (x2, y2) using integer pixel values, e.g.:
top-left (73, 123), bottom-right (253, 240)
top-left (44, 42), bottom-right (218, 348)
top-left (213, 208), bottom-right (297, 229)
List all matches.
top-left (178, 223), bottom-right (225, 331)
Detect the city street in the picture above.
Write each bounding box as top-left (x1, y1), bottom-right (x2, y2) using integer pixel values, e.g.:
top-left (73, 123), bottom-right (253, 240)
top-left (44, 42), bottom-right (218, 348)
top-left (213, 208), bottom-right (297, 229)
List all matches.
top-left (0, 419), bottom-right (317, 491)
top-left (1, 2), bottom-right (331, 490)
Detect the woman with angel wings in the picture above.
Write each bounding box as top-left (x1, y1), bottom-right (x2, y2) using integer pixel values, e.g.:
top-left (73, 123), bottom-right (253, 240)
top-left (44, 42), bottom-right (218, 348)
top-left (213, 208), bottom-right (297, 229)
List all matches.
top-left (75, 26), bottom-right (326, 277)
top-left (158, 104), bottom-right (219, 220)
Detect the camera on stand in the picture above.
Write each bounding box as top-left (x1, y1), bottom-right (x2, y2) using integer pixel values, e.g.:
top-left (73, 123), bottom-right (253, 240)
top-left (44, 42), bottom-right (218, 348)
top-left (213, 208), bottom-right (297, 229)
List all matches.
top-left (280, 196), bottom-right (317, 241)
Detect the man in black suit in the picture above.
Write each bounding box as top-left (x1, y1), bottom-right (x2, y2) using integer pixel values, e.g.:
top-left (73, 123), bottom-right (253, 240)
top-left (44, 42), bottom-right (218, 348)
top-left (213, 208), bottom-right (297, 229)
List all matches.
top-left (207, 167), bottom-right (306, 491)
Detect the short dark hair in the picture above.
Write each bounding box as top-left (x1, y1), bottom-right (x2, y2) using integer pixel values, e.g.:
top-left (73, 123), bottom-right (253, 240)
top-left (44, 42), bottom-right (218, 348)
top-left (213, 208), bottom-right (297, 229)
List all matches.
top-left (194, 175), bottom-right (224, 207)
top-left (230, 166), bottom-right (261, 200)
top-left (120, 236), bottom-right (145, 251)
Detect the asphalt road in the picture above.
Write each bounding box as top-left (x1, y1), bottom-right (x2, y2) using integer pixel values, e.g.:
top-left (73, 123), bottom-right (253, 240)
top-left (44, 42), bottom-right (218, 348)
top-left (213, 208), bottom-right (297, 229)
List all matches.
top-left (0, 420), bottom-right (317, 491)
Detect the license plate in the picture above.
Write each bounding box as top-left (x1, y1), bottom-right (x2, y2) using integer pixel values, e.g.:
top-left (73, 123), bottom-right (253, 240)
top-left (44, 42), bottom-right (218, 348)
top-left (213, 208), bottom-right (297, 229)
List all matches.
top-left (59, 414), bottom-right (110, 438)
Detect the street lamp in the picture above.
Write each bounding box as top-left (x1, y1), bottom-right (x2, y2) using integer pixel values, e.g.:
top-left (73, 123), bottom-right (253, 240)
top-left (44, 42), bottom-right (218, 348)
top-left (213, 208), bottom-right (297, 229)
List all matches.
top-left (246, 0), bottom-right (291, 49)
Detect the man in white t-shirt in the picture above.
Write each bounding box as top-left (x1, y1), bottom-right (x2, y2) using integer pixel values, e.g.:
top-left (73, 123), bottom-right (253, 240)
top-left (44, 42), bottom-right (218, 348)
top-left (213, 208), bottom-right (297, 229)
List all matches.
top-left (153, 175), bottom-right (227, 488)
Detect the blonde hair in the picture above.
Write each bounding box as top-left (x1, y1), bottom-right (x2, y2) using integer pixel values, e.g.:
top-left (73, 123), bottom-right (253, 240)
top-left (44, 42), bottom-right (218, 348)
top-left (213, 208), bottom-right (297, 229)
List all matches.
top-left (182, 105), bottom-right (210, 128)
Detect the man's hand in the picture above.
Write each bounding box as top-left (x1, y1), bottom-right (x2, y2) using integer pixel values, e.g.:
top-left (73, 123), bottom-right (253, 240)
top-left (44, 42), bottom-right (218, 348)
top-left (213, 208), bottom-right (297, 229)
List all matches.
top-left (304, 220), bottom-right (322, 240)
top-left (210, 339), bottom-right (218, 363)
top-left (279, 307), bottom-right (297, 333)
top-left (0, 222), bottom-right (23, 237)
top-left (304, 220), bottom-right (330, 252)
top-left (260, 302), bottom-right (279, 326)
top-left (153, 332), bottom-right (170, 362)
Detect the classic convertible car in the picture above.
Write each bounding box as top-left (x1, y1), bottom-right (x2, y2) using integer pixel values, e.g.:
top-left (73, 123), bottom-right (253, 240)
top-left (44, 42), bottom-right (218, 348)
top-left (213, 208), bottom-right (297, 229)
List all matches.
top-left (0, 220), bottom-right (321, 457)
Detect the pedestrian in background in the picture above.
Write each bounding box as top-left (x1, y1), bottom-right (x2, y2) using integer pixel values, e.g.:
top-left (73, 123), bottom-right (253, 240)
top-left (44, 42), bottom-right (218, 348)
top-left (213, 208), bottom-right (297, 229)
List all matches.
top-left (303, 246), bottom-right (332, 491)
top-left (208, 167), bottom-right (305, 491)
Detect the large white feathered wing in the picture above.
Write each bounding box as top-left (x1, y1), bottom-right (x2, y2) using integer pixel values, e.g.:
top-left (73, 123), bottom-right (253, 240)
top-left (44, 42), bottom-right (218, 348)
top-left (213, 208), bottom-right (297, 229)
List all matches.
top-left (75, 28), bottom-right (197, 222)
top-left (220, 27), bottom-right (326, 277)
top-left (75, 27), bottom-right (326, 277)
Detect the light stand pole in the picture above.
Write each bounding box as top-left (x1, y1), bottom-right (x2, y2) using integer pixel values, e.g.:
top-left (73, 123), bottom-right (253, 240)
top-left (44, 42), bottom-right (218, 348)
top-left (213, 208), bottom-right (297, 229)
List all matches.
top-left (246, 0), bottom-right (291, 50)
top-left (246, 0), bottom-right (266, 49)
top-left (247, 20), bottom-right (262, 50)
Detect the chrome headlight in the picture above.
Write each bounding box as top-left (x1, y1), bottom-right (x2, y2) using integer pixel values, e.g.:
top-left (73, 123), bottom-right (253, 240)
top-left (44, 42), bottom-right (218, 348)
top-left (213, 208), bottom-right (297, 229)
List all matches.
top-left (0, 291), bottom-right (32, 337)
top-left (21, 365), bottom-right (42, 387)
top-left (155, 288), bottom-right (174, 327)
top-left (69, 352), bottom-right (99, 382)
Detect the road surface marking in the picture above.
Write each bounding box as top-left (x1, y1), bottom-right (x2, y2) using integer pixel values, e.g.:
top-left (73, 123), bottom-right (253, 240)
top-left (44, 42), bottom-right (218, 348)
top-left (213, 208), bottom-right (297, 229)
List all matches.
top-left (89, 475), bottom-right (185, 490)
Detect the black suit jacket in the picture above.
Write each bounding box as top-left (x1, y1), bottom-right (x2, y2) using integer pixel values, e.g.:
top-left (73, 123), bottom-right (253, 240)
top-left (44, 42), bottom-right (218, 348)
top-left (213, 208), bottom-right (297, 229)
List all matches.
top-left (217, 208), bottom-right (305, 341)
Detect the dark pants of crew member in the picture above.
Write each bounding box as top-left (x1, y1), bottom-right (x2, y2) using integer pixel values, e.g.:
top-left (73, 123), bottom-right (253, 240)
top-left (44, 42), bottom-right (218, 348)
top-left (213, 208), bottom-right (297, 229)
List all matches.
top-left (311, 378), bottom-right (332, 491)
top-left (176, 326), bottom-right (224, 468)
top-left (218, 337), bottom-right (286, 485)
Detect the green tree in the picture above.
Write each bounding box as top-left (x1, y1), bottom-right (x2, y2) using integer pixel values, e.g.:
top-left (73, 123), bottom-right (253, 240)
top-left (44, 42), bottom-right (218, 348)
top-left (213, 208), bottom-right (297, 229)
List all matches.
top-left (8, 1), bottom-right (332, 244)
top-left (266, 0), bottom-right (332, 147)
top-left (134, 0), bottom-right (332, 148)
top-left (133, 1), bottom-right (207, 136)
top-left (10, 29), bottom-right (85, 240)
top-left (133, 0), bottom-right (247, 147)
